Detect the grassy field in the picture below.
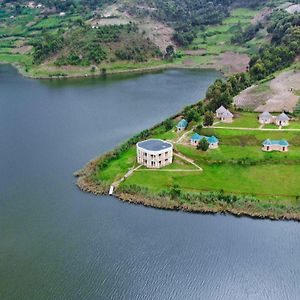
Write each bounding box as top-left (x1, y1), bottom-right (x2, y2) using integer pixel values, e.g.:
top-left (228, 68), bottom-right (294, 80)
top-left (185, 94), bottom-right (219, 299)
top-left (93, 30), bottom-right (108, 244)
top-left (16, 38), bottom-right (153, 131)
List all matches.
top-left (217, 112), bottom-right (260, 128)
top-left (122, 163), bottom-right (300, 201)
top-left (188, 8), bottom-right (261, 55)
top-left (90, 121), bottom-right (300, 204)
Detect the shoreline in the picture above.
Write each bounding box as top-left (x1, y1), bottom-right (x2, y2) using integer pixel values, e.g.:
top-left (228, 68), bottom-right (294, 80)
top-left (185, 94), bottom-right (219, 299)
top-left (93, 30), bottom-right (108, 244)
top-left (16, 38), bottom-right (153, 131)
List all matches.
top-left (74, 157), bottom-right (300, 222)
top-left (2, 61), bottom-right (223, 80)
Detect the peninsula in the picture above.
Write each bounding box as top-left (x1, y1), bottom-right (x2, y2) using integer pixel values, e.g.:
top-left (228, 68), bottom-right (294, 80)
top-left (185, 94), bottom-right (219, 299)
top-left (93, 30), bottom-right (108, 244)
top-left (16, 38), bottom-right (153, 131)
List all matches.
top-left (76, 7), bottom-right (300, 221)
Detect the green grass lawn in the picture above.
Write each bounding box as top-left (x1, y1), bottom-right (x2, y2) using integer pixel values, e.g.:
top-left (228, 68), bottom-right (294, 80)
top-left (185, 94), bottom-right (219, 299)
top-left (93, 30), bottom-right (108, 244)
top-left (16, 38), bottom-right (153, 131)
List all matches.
top-left (121, 163), bottom-right (300, 201)
top-left (286, 119), bottom-right (300, 129)
top-left (94, 148), bottom-right (136, 183)
top-left (218, 112), bottom-right (260, 128)
top-left (200, 128), bottom-right (300, 146)
top-left (176, 144), bottom-right (300, 164)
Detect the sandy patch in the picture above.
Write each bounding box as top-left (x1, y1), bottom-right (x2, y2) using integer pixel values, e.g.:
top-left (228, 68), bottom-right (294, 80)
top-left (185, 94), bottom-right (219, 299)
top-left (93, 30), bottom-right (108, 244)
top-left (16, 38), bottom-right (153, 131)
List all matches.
top-left (234, 70), bottom-right (300, 112)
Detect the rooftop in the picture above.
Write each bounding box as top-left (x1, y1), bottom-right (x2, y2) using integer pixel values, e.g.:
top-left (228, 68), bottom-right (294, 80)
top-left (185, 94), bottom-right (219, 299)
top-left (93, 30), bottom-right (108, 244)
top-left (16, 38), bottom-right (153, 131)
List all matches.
top-left (263, 139), bottom-right (289, 146)
top-left (177, 119), bottom-right (188, 128)
top-left (277, 112), bottom-right (289, 121)
top-left (260, 111), bottom-right (272, 118)
top-left (216, 106), bottom-right (228, 114)
top-left (191, 133), bottom-right (219, 144)
top-left (137, 139), bottom-right (173, 152)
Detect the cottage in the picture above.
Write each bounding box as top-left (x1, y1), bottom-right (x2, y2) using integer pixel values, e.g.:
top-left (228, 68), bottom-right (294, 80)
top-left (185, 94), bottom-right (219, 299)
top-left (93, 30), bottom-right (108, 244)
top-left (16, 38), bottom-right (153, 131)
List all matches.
top-left (216, 106), bottom-right (227, 118)
top-left (191, 133), bottom-right (219, 149)
top-left (262, 139), bottom-right (289, 152)
top-left (275, 112), bottom-right (289, 126)
top-left (136, 139), bottom-right (173, 169)
top-left (176, 119), bottom-right (188, 131)
top-left (259, 111), bottom-right (273, 124)
top-left (258, 111), bottom-right (290, 126)
top-left (216, 106), bottom-right (233, 123)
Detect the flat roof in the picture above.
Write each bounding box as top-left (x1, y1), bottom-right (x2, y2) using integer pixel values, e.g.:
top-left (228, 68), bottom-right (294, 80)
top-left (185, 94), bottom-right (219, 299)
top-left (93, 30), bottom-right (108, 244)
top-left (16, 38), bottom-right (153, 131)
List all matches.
top-left (137, 139), bottom-right (173, 152)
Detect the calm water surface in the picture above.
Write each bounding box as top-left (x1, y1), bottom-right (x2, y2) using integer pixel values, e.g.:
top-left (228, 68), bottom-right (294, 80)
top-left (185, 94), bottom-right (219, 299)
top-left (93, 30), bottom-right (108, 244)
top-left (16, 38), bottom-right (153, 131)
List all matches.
top-left (0, 65), bottom-right (300, 300)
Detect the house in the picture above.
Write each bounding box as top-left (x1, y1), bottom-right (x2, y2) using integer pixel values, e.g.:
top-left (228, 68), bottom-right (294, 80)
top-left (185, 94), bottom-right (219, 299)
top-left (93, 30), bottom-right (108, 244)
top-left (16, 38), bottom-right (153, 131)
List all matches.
top-left (136, 139), bottom-right (173, 168)
top-left (191, 133), bottom-right (219, 149)
top-left (259, 111), bottom-right (273, 124)
top-left (176, 119), bottom-right (188, 131)
top-left (215, 106), bottom-right (233, 123)
top-left (262, 139), bottom-right (289, 152)
top-left (216, 106), bottom-right (227, 118)
top-left (275, 112), bottom-right (289, 126)
top-left (258, 111), bottom-right (290, 126)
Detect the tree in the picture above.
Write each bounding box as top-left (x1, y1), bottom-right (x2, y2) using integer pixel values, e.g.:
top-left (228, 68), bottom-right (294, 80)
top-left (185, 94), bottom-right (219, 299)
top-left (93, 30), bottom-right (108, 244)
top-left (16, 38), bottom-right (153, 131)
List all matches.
top-left (164, 118), bottom-right (174, 131)
top-left (197, 138), bottom-right (209, 151)
top-left (165, 45), bottom-right (175, 59)
top-left (203, 111), bottom-right (214, 126)
top-left (184, 107), bottom-right (200, 122)
top-left (194, 124), bottom-right (203, 134)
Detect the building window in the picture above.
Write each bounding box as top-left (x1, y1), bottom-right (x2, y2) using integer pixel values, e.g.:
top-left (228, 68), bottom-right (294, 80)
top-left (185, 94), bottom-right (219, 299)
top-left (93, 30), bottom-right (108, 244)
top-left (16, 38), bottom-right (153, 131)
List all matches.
top-left (165, 158), bottom-right (168, 162)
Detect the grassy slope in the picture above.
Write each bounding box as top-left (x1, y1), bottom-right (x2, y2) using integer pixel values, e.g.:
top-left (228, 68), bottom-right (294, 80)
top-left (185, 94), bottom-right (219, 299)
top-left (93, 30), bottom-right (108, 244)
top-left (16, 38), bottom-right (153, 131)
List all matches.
top-left (173, 8), bottom-right (266, 69)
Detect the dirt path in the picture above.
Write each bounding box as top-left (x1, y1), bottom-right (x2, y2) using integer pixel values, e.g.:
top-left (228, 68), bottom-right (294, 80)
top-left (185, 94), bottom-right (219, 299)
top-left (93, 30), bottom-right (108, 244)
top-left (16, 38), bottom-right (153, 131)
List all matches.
top-left (174, 152), bottom-right (203, 171)
top-left (176, 127), bottom-right (195, 143)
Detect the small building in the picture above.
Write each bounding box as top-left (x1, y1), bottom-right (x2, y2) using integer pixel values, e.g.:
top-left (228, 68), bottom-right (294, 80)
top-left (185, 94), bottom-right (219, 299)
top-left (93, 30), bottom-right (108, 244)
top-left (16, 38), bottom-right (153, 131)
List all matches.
top-left (216, 106), bottom-right (233, 123)
top-left (216, 106), bottom-right (227, 118)
top-left (59, 12), bottom-right (66, 16)
top-left (262, 139), bottom-right (289, 152)
top-left (136, 139), bottom-right (173, 169)
top-left (275, 112), bottom-right (289, 126)
top-left (176, 119), bottom-right (188, 131)
top-left (191, 133), bottom-right (219, 149)
top-left (258, 111), bottom-right (290, 126)
top-left (259, 111), bottom-right (273, 124)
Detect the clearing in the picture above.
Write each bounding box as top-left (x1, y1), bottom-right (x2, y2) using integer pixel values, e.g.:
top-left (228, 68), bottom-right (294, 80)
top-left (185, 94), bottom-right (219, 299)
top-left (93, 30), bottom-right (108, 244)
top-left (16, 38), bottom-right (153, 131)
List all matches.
top-left (234, 69), bottom-right (300, 112)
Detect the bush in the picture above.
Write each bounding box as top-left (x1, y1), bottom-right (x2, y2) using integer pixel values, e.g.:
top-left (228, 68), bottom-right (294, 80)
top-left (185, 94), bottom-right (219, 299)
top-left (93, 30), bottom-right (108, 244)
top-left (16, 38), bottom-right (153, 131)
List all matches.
top-left (197, 138), bottom-right (209, 151)
top-left (203, 111), bottom-right (214, 126)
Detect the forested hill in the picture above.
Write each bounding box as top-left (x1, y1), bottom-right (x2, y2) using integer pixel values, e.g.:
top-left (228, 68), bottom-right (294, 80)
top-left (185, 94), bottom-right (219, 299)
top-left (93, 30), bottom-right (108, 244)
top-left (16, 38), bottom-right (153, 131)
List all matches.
top-left (124, 0), bottom-right (267, 45)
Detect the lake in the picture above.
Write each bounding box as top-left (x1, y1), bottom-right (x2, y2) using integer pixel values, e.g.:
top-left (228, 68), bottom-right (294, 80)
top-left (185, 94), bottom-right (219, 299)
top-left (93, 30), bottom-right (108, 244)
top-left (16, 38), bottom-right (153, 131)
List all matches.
top-left (0, 65), bottom-right (300, 300)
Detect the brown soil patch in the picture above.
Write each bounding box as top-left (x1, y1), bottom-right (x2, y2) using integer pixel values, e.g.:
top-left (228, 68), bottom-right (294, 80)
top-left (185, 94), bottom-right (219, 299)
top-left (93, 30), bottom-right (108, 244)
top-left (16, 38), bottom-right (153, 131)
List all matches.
top-left (11, 45), bottom-right (32, 54)
top-left (234, 70), bottom-right (300, 112)
top-left (214, 52), bottom-right (250, 73)
top-left (251, 7), bottom-right (273, 25)
top-left (138, 18), bottom-right (175, 52)
top-left (183, 49), bottom-right (206, 56)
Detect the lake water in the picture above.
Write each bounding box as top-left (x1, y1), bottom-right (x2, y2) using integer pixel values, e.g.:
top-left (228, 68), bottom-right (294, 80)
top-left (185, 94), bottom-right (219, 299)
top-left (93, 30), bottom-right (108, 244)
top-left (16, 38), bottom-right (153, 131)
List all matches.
top-left (1, 65), bottom-right (300, 300)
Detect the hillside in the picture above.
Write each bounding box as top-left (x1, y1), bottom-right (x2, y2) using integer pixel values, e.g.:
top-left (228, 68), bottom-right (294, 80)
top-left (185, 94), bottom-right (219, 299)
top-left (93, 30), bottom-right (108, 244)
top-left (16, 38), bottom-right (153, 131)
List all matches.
top-left (234, 64), bottom-right (300, 112)
top-left (0, 0), bottom-right (299, 77)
